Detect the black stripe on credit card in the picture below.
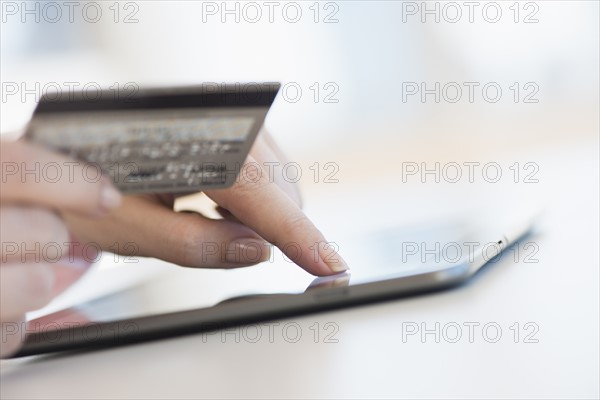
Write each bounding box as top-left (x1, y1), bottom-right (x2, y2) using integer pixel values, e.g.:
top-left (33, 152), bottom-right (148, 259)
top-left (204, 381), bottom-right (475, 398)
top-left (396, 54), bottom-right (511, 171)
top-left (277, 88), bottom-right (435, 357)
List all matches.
top-left (35, 83), bottom-right (281, 113)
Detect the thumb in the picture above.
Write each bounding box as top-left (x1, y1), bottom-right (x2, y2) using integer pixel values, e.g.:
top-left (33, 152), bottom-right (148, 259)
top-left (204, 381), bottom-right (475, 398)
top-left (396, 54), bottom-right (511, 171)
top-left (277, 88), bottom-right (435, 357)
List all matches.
top-left (1, 141), bottom-right (122, 217)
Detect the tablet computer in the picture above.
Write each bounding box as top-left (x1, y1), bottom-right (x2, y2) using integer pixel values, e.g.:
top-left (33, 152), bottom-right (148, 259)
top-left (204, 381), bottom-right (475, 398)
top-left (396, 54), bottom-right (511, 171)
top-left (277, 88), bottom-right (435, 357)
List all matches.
top-left (11, 214), bottom-right (535, 357)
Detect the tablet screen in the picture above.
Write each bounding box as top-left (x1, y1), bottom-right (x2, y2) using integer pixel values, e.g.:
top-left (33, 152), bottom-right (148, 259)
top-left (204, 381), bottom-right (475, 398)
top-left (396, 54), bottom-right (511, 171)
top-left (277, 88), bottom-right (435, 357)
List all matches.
top-left (27, 219), bottom-right (497, 333)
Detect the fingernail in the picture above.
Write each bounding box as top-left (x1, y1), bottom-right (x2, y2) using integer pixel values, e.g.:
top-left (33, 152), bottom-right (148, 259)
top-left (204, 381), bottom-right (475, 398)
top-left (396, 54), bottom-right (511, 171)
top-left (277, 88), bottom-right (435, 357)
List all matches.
top-left (100, 178), bottom-right (122, 211)
top-left (226, 239), bottom-right (271, 264)
top-left (319, 245), bottom-right (349, 273)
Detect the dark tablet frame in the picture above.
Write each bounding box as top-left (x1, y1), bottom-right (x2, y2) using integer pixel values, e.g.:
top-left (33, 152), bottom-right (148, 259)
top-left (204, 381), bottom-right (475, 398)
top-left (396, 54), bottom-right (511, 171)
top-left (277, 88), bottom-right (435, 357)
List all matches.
top-left (13, 221), bottom-right (529, 359)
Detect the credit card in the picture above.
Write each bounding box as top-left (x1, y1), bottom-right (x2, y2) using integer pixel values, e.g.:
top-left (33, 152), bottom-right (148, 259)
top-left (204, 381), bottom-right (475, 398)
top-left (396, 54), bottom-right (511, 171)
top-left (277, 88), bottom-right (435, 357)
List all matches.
top-left (25, 83), bottom-right (280, 193)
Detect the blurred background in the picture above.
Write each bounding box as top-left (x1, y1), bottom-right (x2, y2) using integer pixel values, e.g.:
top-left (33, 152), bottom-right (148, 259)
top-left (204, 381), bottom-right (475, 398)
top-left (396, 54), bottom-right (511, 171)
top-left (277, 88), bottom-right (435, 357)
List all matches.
top-left (1, 0), bottom-right (599, 314)
top-left (3, 1), bottom-right (598, 150)
top-left (1, 3), bottom-right (599, 397)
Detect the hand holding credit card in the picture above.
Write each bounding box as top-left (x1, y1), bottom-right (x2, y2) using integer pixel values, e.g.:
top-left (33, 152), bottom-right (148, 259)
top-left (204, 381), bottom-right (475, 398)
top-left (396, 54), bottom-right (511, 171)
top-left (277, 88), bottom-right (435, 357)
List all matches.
top-left (25, 83), bottom-right (280, 193)
top-left (20, 82), bottom-right (348, 276)
top-left (1, 83), bottom-right (347, 358)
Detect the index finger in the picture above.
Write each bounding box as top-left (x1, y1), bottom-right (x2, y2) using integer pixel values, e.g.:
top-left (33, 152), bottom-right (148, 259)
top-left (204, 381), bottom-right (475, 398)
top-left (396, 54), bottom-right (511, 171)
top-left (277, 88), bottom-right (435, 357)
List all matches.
top-left (1, 141), bottom-right (122, 216)
top-left (205, 156), bottom-right (348, 276)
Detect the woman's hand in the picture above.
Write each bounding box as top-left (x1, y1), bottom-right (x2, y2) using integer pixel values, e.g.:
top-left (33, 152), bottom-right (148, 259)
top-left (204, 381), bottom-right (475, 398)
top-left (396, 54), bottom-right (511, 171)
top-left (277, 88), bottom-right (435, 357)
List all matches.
top-left (0, 141), bottom-right (122, 357)
top-left (64, 128), bottom-right (348, 276)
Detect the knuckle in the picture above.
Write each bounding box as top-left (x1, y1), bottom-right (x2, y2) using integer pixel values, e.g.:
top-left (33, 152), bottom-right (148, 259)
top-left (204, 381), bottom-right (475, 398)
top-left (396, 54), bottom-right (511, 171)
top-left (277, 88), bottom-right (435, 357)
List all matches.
top-left (232, 162), bottom-right (270, 193)
top-left (179, 235), bottom-right (204, 267)
top-left (280, 212), bottom-right (314, 241)
top-left (167, 214), bottom-right (209, 267)
top-left (215, 164), bottom-right (270, 211)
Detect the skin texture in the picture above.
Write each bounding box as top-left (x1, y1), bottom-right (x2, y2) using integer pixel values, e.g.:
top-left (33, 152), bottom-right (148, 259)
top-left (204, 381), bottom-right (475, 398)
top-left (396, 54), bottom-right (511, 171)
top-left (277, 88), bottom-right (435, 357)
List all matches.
top-left (0, 129), bottom-right (347, 357)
